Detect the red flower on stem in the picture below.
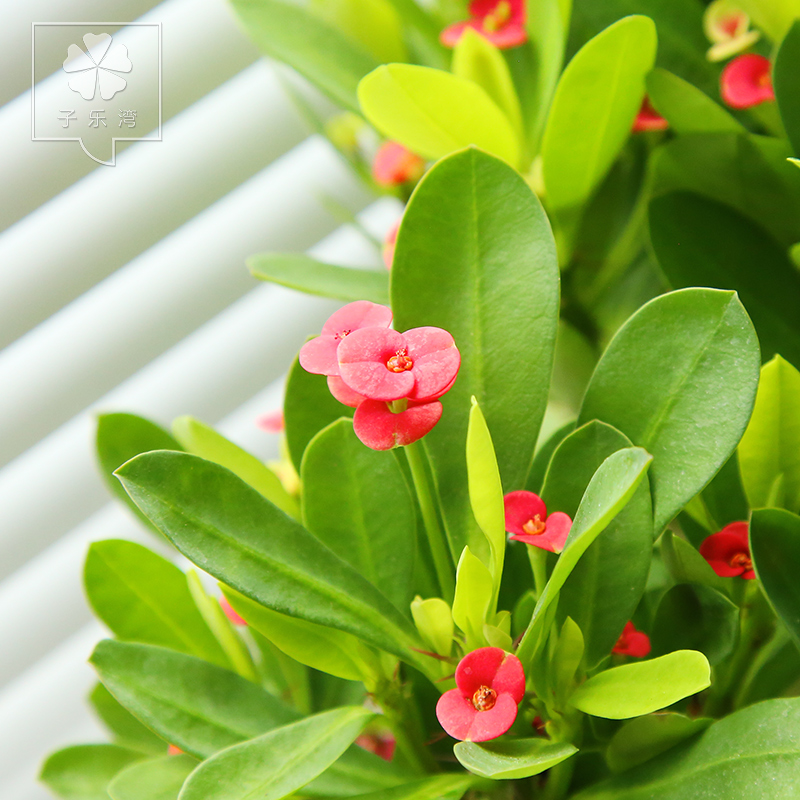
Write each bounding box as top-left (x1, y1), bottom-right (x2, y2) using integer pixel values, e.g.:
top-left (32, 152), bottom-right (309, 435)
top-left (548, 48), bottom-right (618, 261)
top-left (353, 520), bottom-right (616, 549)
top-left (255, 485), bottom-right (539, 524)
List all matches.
top-left (632, 97), bottom-right (668, 133)
top-left (503, 491), bottom-right (572, 553)
top-left (353, 398), bottom-right (443, 450)
top-left (298, 301), bottom-right (393, 377)
top-left (700, 521), bottom-right (755, 580)
top-left (436, 647), bottom-right (525, 742)
top-left (440, 0), bottom-right (527, 49)
top-left (612, 621), bottom-right (651, 658)
top-left (720, 54), bottom-right (774, 109)
top-left (373, 142), bottom-right (425, 187)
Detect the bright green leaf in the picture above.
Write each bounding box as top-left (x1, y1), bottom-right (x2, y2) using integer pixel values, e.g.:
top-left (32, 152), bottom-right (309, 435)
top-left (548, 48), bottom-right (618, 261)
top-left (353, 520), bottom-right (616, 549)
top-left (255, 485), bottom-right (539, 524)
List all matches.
top-left (107, 755), bottom-right (196, 800)
top-left (701, 451), bottom-right (750, 529)
top-left (552, 617), bottom-right (585, 708)
top-left (452, 546), bottom-right (494, 650)
top-left (317, 774), bottom-right (474, 800)
top-left (89, 683), bottom-right (166, 754)
top-left (40, 745), bottom-right (144, 800)
top-left (454, 738), bottom-right (577, 779)
top-left (410, 596), bottom-right (453, 657)
top-left (660, 531), bottom-right (729, 594)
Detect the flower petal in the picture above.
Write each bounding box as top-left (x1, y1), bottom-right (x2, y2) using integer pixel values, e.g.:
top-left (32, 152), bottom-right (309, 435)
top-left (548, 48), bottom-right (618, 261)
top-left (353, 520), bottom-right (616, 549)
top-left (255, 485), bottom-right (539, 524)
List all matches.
top-left (503, 491), bottom-right (547, 536)
top-left (82, 32), bottom-right (112, 64)
top-left (100, 42), bottom-right (132, 72)
top-left (469, 0), bottom-right (525, 25)
top-left (320, 300), bottom-right (393, 338)
top-left (455, 647), bottom-right (508, 696)
top-left (373, 142), bottom-right (424, 186)
top-left (721, 54), bottom-right (774, 109)
top-left (440, 20), bottom-right (469, 47)
top-left (299, 335), bottom-right (340, 376)
top-left (402, 327), bottom-right (461, 401)
top-left (63, 43), bottom-right (96, 72)
top-left (219, 596), bottom-right (246, 626)
top-left (338, 328), bottom-right (414, 401)
top-left (67, 68), bottom-right (98, 100)
top-left (353, 399), bottom-right (442, 450)
top-left (465, 692), bottom-right (519, 742)
top-left (436, 689), bottom-right (477, 741)
top-left (542, 511), bottom-right (572, 553)
top-left (491, 652), bottom-right (525, 702)
top-left (327, 375), bottom-right (368, 408)
top-left (98, 68), bottom-right (128, 101)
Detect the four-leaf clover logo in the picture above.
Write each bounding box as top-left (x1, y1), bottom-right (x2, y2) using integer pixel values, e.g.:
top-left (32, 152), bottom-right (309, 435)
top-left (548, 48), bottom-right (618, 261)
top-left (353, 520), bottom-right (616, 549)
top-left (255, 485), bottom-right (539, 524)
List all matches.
top-left (63, 33), bottom-right (132, 101)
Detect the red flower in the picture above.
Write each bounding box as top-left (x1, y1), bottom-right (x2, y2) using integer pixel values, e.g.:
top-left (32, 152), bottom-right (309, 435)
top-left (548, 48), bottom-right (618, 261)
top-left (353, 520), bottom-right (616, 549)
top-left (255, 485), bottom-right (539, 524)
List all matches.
top-left (721, 54), bottom-right (774, 109)
top-left (256, 410), bottom-right (284, 433)
top-left (327, 375), bottom-right (368, 408)
top-left (337, 326), bottom-right (460, 403)
top-left (355, 732), bottom-right (396, 761)
top-left (612, 621), bottom-right (651, 658)
top-left (373, 142), bottom-right (425, 186)
top-left (699, 521), bottom-right (755, 580)
top-left (632, 97), bottom-right (668, 133)
top-left (503, 491), bottom-right (572, 554)
top-left (382, 219), bottom-right (400, 270)
top-left (440, 0), bottom-right (527, 49)
top-left (298, 301), bottom-right (393, 377)
top-left (436, 647), bottom-right (525, 742)
top-left (353, 398), bottom-right (442, 450)
top-left (219, 596), bottom-right (247, 626)
top-left (167, 744), bottom-right (184, 755)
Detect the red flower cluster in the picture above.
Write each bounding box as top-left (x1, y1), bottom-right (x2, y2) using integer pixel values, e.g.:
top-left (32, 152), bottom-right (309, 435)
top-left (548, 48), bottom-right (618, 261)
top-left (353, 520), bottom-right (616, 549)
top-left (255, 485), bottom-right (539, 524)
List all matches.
top-left (436, 647), bottom-right (525, 742)
top-left (612, 621), bottom-right (651, 658)
top-left (440, 0), bottom-right (527, 49)
top-left (503, 491), bottom-right (572, 553)
top-left (372, 142), bottom-right (425, 187)
top-left (721, 54), bottom-right (774, 108)
top-left (299, 302), bottom-right (460, 450)
top-left (700, 521), bottom-right (755, 580)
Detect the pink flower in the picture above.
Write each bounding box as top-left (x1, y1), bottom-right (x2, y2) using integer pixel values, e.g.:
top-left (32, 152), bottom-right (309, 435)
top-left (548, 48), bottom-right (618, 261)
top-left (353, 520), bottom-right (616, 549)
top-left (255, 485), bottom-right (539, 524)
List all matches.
top-left (353, 398), bottom-right (442, 450)
top-left (612, 621), bottom-right (651, 658)
top-left (327, 375), bottom-right (369, 408)
top-left (373, 142), bottom-right (425, 187)
top-left (503, 491), bottom-right (572, 554)
top-left (436, 647), bottom-right (525, 742)
top-left (699, 521), bottom-right (755, 580)
top-left (355, 732), bottom-right (396, 761)
top-left (219, 596), bottom-right (247, 626)
top-left (256, 411), bottom-right (284, 433)
top-left (337, 327), bottom-right (460, 402)
top-left (440, 0), bottom-right (527, 49)
top-left (382, 219), bottom-right (400, 270)
top-left (721, 54), bottom-right (774, 109)
top-left (632, 97), bottom-right (668, 133)
top-left (298, 301), bottom-right (393, 377)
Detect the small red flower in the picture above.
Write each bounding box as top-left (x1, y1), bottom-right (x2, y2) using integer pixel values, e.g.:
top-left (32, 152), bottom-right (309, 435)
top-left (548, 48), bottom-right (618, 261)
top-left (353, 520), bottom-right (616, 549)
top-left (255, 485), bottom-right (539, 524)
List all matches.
top-left (721, 54), bottom-right (774, 109)
top-left (632, 97), bottom-right (668, 133)
top-left (503, 491), bottom-right (572, 554)
top-left (699, 521), bottom-right (755, 580)
top-left (440, 0), bottom-right (527, 49)
top-left (219, 596), bottom-right (247, 626)
top-left (256, 411), bottom-right (284, 433)
top-left (436, 647), bottom-right (525, 742)
top-left (382, 219), bottom-right (400, 270)
top-left (337, 326), bottom-right (460, 403)
top-left (373, 142), bottom-right (425, 187)
top-left (353, 398), bottom-right (443, 450)
top-left (612, 621), bottom-right (651, 658)
top-left (355, 732), bottom-right (396, 761)
top-left (167, 744), bottom-right (184, 755)
top-left (299, 301), bottom-right (393, 377)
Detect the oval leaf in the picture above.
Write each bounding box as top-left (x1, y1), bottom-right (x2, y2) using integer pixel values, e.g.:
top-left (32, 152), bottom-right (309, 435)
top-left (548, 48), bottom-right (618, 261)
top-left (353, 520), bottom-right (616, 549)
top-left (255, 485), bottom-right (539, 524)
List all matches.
top-left (454, 738), bottom-right (577, 780)
top-left (108, 755), bottom-right (197, 800)
top-left (40, 744), bottom-right (144, 800)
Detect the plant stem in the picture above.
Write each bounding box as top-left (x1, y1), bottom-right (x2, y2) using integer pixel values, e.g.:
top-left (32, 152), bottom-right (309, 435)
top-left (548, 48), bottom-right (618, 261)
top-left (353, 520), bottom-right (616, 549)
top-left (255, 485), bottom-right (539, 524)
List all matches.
top-left (528, 546), bottom-right (548, 600)
top-left (404, 441), bottom-right (455, 602)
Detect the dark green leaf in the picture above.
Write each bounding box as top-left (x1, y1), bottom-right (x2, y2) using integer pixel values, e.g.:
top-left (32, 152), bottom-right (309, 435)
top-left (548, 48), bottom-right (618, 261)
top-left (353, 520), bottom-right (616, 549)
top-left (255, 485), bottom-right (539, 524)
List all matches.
top-left (775, 20), bottom-right (800, 157)
top-left (454, 738), bottom-right (577, 779)
top-left (89, 683), bottom-right (165, 754)
top-left (700, 451), bottom-right (749, 529)
top-left (107, 755), bottom-right (196, 800)
top-left (392, 147), bottom-right (559, 560)
top-left (40, 744), bottom-right (144, 800)
top-left (660, 531), bottom-right (729, 593)
top-left (579, 288), bottom-right (760, 534)
top-left (248, 254), bottom-right (389, 305)
top-left (525, 421), bottom-right (577, 495)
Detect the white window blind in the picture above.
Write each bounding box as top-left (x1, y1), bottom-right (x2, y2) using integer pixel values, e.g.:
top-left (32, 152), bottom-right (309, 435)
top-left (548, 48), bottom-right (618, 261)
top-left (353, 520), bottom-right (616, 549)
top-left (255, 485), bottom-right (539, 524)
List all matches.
top-left (0, 2), bottom-right (402, 797)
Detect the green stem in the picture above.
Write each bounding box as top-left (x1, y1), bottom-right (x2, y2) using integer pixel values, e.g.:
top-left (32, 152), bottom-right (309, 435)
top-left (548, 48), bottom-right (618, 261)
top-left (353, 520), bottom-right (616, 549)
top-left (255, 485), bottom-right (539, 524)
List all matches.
top-left (404, 441), bottom-right (455, 602)
top-left (528, 546), bottom-right (548, 600)
top-left (378, 687), bottom-right (439, 774)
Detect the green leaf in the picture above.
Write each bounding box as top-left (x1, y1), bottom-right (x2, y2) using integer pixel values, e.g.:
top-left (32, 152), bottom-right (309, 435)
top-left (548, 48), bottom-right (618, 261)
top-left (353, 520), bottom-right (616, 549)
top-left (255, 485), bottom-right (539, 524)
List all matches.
top-left (779, 21), bottom-right (800, 157)
top-left (454, 738), bottom-right (577, 780)
top-left (284, 356), bottom-right (353, 475)
top-left (570, 650), bottom-right (711, 719)
top-left (571, 698), bottom-right (800, 799)
top-left (605, 714), bottom-right (712, 773)
top-left (525, 421), bottom-right (576, 494)
top-left (96, 413), bottom-right (183, 529)
top-left (178, 707), bottom-right (374, 800)
top-left (701, 451), bottom-right (750, 529)
top-left (410, 596), bottom-right (453, 657)
top-left (224, 587), bottom-right (380, 683)
top-left (740, 0), bottom-right (800, 47)
top-left (107, 755), bottom-right (196, 800)
top-left (84, 540), bottom-right (228, 667)
top-left (172, 416), bottom-right (297, 518)
top-left (649, 193), bottom-right (800, 370)
top-left (229, 0), bottom-right (378, 113)
top-left (540, 421), bottom-right (653, 667)
top-left (751, 508), bottom-right (800, 649)
top-left (248, 254), bottom-right (389, 305)
top-left (358, 65), bottom-right (519, 166)
top-left (344, 775), bottom-right (474, 800)
top-left (660, 531), bottom-right (729, 593)
top-left (115, 451), bottom-right (424, 665)
top-left (517, 447), bottom-right (653, 665)
top-left (452, 546), bottom-right (494, 650)
top-left (89, 683), bottom-right (166, 754)
top-left (392, 147), bottom-right (559, 560)
top-left (552, 617), bottom-right (585, 708)
top-left (542, 16), bottom-right (657, 226)
top-left (301, 419), bottom-right (415, 611)
top-left (646, 68), bottom-right (741, 134)
top-left (739, 356), bottom-right (800, 511)
top-left (651, 584), bottom-right (739, 666)
top-left (40, 745), bottom-right (144, 800)
top-left (579, 288), bottom-right (760, 534)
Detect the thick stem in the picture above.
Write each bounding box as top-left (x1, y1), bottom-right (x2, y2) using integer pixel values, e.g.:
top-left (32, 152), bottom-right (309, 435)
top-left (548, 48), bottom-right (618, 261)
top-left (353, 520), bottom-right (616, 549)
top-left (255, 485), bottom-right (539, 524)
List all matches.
top-left (404, 441), bottom-right (455, 602)
top-left (528, 546), bottom-right (549, 600)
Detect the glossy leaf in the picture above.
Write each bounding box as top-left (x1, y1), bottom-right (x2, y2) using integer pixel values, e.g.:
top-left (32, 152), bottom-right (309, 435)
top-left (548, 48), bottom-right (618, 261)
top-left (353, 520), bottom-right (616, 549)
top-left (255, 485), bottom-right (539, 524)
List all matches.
top-left (526, 421), bottom-right (576, 494)
top-left (700, 451), bottom-right (750, 529)
top-left (775, 20), bottom-right (800, 156)
top-left (410, 596), bottom-right (453, 657)
top-left (517, 447), bottom-right (652, 664)
top-left (89, 683), bottom-right (166, 754)
top-left (84, 540), bottom-right (228, 667)
top-left (452, 546), bottom-right (493, 650)
top-left (540, 421), bottom-right (652, 667)
top-left (579, 288), bottom-right (760, 534)
top-left (323, 774), bottom-right (473, 800)
top-left (454, 738), bottom-right (578, 779)
top-left (301, 419), bottom-right (415, 610)
top-left (739, 356), bottom-right (800, 511)
top-left (572, 698), bottom-right (800, 798)
top-left (569, 650), bottom-right (711, 719)
top-left (178, 707), bottom-right (374, 800)
top-left (107, 755), bottom-right (196, 800)
top-left (248, 254), bottom-right (389, 305)
top-left (230, 0), bottom-right (378, 113)
top-left (542, 16), bottom-right (656, 222)
top-left (750, 508), bottom-right (800, 649)
top-left (660, 531), bottom-right (730, 594)
top-left (392, 148), bottom-right (559, 560)
top-left (552, 617), bottom-right (585, 708)
top-left (115, 451), bottom-right (424, 664)
top-left (605, 714), bottom-right (712, 774)
top-left (40, 744), bottom-right (144, 800)
top-left (649, 193), bottom-right (800, 370)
